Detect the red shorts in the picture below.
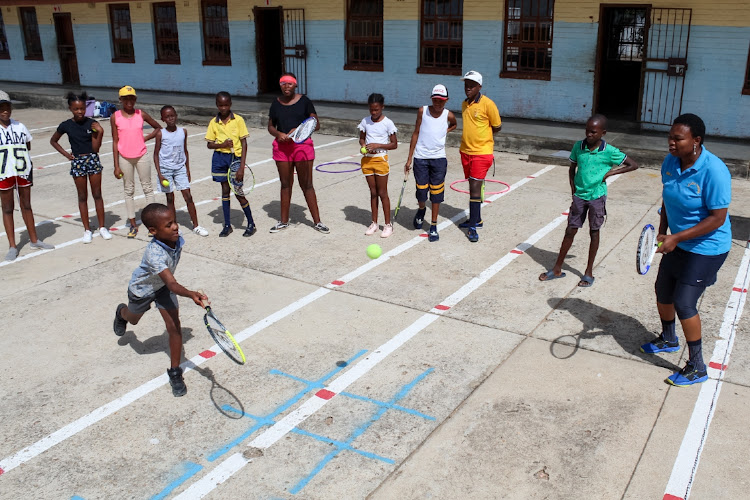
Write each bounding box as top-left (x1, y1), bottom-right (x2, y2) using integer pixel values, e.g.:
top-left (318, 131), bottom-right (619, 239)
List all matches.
top-left (0, 175), bottom-right (32, 190)
top-left (272, 138), bottom-right (315, 163)
top-left (460, 152), bottom-right (494, 180)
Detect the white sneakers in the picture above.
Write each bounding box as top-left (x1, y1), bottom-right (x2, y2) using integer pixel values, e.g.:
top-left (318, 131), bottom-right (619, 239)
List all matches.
top-left (193, 225), bottom-right (209, 237)
top-left (84, 228), bottom-right (112, 243)
top-left (365, 222), bottom-right (393, 238)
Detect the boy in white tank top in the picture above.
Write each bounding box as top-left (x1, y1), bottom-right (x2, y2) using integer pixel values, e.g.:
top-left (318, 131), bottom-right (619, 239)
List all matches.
top-left (153, 105), bottom-right (208, 236)
top-left (404, 85), bottom-right (457, 242)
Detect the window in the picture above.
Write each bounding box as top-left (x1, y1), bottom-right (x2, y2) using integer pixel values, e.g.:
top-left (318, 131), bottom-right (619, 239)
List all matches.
top-left (345, 0), bottom-right (383, 71)
top-left (19, 7), bottom-right (42, 60)
top-left (418, 0), bottom-right (463, 75)
top-left (502, 0), bottom-right (554, 80)
top-left (743, 43), bottom-right (750, 96)
top-left (109, 4), bottom-right (135, 63)
top-left (0, 10), bottom-right (10, 59)
top-left (201, 0), bottom-right (231, 65)
top-left (153, 2), bottom-right (180, 64)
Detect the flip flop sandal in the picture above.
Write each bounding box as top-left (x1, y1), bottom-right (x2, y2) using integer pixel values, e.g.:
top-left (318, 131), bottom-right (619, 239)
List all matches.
top-left (539, 269), bottom-right (566, 281)
top-left (578, 275), bottom-right (595, 287)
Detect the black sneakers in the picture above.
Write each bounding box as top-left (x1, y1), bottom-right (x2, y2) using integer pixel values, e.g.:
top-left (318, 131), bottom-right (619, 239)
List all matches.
top-left (413, 208), bottom-right (426, 229)
top-left (113, 303), bottom-right (127, 336)
top-left (167, 367), bottom-right (187, 397)
top-left (219, 225), bottom-right (233, 237)
top-left (243, 224), bottom-right (257, 237)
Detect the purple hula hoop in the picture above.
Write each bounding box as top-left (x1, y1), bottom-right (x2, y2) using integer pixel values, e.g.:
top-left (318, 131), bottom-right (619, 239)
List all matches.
top-left (315, 161), bottom-right (361, 173)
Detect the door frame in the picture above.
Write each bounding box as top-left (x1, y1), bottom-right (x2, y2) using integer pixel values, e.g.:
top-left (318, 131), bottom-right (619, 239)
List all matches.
top-left (592, 4), bottom-right (651, 118)
top-left (53, 12), bottom-right (80, 85)
top-left (253, 6), bottom-right (283, 94)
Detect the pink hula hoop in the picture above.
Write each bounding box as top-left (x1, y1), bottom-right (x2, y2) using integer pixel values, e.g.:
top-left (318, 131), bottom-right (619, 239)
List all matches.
top-left (449, 178), bottom-right (510, 196)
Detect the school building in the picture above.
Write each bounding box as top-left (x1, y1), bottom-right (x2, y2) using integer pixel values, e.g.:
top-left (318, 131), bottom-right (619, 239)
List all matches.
top-left (0, 0), bottom-right (748, 138)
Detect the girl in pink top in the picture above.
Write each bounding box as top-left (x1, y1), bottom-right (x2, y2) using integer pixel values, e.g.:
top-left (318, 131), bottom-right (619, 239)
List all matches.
top-left (110, 85), bottom-right (161, 238)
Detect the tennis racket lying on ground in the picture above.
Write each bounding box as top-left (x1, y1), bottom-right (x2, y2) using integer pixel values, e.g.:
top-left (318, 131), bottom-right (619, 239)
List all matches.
top-left (636, 224), bottom-right (663, 275)
top-left (393, 173), bottom-right (408, 221)
top-left (198, 290), bottom-right (246, 365)
top-left (288, 116), bottom-right (317, 143)
top-left (227, 160), bottom-right (255, 196)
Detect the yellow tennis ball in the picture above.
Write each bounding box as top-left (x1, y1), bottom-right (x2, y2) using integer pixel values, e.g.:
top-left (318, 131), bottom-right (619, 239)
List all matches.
top-left (161, 179), bottom-right (170, 187)
top-left (118, 173), bottom-right (123, 179)
top-left (360, 147), bottom-right (367, 154)
top-left (366, 244), bottom-right (382, 260)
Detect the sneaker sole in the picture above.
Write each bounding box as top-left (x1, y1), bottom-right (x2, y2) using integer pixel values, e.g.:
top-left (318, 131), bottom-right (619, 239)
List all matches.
top-left (640, 345), bottom-right (680, 354)
top-left (666, 374), bottom-right (708, 387)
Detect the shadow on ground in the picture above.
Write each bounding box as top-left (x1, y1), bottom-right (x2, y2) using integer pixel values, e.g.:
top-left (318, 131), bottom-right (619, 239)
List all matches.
top-left (547, 297), bottom-right (680, 372)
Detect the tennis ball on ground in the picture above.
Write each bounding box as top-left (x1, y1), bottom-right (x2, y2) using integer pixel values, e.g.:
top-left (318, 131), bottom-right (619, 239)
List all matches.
top-left (360, 147), bottom-right (367, 154)
top-left (366, 243), bottom-right (382, 260)
top-left (161, 179), bottom-right (170, 187)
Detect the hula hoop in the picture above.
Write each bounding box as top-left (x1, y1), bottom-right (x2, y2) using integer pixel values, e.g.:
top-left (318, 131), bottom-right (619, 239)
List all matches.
top-left (315, 161), bottom-right (361, 174)
top-left (449, 178), bottom-right (510, 196)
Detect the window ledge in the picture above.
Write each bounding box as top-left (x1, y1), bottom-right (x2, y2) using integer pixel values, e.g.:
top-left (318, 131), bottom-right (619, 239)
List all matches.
top-left (499, 72), bottom-right (551, 81)
top-left (417, 66), bottom-right (461, 76)
top-left (742, 88), bottom-right (750, 96)
top-left (203, 59), bottom-right (231, 66)
top-left (112, 57), bottom-right (135, 64)
top-left (24, 55), bottom-right (43, 61)
top-left (155, 58), bottom-right (181, 65)
top-left (343, 64), bottom-right (383, 72)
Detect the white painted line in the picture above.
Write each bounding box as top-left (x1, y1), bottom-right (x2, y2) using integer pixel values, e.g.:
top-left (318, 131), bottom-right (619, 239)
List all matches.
top-left (175, 167), bottom-right (571, 499)
top-left (0, 137), bottom-right (357, 239)
top-left (663, 239), bottom-right (750, 500)
top-left (28, 125), bottom-right (59, 133)
top-left (0, 163), bottom-right (553, 478)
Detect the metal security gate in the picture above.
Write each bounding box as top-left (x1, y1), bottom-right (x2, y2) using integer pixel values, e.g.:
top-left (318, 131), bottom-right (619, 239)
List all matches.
top-left (282, 9), bottom-right (307, 94)
top-left (639, 8), bottom-right (692, 125)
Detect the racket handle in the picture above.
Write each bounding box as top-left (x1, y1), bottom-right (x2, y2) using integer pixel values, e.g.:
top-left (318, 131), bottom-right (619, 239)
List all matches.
top-left (197, 289), bottom-right (209, 308)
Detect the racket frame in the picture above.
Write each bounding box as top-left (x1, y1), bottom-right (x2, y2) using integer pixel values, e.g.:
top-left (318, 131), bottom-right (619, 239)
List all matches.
top-left (227, 161), bottom-right (255, 196)
top-left (197, 290), bottom-right (246, 365)
top-left (394, 173), bottom-right (408, 220)
top-left (636, 224), bottom-right (661, 275)
top-left (289, 116), bottom-right (317, 144)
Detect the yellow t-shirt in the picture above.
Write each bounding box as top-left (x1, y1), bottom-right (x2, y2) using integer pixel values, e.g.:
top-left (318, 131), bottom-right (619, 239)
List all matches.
top-left (205, 113), bottom-right (249, 157)
top-left (460, 95), bottom-right (501, 155)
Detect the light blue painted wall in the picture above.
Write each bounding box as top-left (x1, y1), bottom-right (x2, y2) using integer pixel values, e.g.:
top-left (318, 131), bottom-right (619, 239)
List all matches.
top-left (0, 17), bottom-right (748, 138)
top-left (0, 22), bottom-right (61, 83)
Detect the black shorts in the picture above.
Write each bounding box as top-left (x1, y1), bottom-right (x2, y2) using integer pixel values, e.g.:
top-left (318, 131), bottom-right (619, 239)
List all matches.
top-left (655, 247), bottom-right (728, 317)
top-left (127, 286), bottom-right (178, 314)
top-left (568, 195), bottom-right (606, 231)
top-left (413, 157), bottom-right (448, 203)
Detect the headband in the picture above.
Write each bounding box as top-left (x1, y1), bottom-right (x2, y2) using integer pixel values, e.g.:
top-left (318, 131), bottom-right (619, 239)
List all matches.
top-left (279, 75), bottom-right (297, 85)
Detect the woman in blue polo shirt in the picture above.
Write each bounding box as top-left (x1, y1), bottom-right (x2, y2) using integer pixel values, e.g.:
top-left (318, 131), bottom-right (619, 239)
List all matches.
top-left (640, 113), bottom-right (732, 387)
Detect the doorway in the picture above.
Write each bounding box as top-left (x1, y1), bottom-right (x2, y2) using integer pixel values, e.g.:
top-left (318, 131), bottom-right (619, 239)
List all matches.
top-left (254, 7), bottom-right (283, 95)
top-left (53, 13), bottom-right (79, 85)
top-left (595, 6), bottom-right (648, 121)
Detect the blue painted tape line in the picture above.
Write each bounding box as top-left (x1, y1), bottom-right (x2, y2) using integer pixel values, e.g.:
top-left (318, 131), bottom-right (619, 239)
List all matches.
top-left (149, 462), bottom-right (203, 500)
top-left (291, 428), bottom-right (394, 463)
top-left (339, 391), bottom-right (434, 420)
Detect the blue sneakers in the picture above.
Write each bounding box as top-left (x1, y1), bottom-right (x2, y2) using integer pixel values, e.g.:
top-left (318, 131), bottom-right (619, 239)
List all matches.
top-left (459, 220), bottom-right (483, 229)
top-left (640, 336), bottom-right (680, 354)
top-left (413, 209), bottom-right (426, 229)
top-left (428, 227), bottom-right (439, 242)
top-left (467, 227), bottom-right (479, 242)
top-left (666, 361), bottom-right (708, 387)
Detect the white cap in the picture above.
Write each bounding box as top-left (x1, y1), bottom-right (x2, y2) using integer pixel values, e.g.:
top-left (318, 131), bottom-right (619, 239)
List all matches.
top-left (431, 84), bottom-right (448, 100)
top-left (0, 90), bottom-right (10, 103)
top-left (461, 70), bottom-right (483, 86)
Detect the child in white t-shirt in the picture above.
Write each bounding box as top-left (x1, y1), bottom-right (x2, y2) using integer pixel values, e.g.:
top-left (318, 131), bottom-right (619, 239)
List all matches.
top-left (358, 93), bottom-right (398, 238)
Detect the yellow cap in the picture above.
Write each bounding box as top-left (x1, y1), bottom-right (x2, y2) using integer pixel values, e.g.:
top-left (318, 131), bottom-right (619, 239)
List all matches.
top-left (118, 85), bottom-right (136, 97)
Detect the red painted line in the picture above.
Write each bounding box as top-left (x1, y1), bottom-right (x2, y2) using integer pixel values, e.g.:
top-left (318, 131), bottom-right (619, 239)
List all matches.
top-left (562, 212), bottom-right (569, 216)
top-left (62, 215), bottom-right (74, 218)
top-left (484, 199), bottom-right (492, 203)
top-left (330, 280), bottom-right (345, 286)
top-left (526, 175), bottom-right (535, 178)
top-left (0, 467), bottom-right (4, 475)
top-left (419, 233), bottom-right (428, 237)
top-left (434, 304), bottom-right (450, 311)
top-left (732, 287), bottom-right (747, 293)
top-left (199, 350), bottom-right (216, 359)
top-left (510, 249), bottom-right (523, 254)
top-left (213, 197), bottom-right (219, 201)
top-left (315, 389), bottom-right (336, 400)
top-left (109, 227), bottom-right (119, 231)
top-left (663, 495), bottom-right (683, 500)
top-left (709, 361), bottom-right (727, 371)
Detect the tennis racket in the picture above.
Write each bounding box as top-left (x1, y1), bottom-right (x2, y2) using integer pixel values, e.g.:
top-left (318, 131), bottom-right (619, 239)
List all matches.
top-left (227, 160), bottom-right (255, 197)
top-left (393, 173), bottom-right (408, 221)
top-left (198, 290), bottom-right (246, 365)
top-left (288, 116), bottom-right (317, 144)
top-left (636, 224), bottom-right (663, 275)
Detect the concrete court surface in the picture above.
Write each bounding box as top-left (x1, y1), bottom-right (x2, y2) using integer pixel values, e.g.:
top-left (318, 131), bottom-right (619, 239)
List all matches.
top-left (0, 107), bottom-right (748, 499)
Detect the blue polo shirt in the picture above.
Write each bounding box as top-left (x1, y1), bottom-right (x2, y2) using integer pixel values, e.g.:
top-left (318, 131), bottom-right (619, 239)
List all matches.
top-left (661, 148), bottom-right (731, 255)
